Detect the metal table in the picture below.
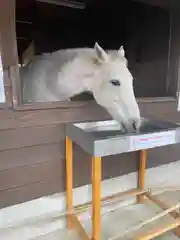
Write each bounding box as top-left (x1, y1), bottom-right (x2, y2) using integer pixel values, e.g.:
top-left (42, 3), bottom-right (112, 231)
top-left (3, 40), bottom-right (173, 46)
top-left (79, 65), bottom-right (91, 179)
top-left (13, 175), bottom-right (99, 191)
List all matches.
top-left (65, 118), bottom-right (180, 240)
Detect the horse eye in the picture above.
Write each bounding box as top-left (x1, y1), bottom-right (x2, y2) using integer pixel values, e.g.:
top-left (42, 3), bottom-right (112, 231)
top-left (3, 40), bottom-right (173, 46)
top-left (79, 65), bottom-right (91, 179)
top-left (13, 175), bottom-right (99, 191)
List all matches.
top-left (110, 79), bottom-right (121, 86)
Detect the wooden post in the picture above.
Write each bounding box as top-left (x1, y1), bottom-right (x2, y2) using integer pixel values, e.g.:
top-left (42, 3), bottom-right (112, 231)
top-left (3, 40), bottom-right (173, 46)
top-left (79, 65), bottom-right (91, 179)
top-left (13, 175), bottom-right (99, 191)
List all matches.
top-left (66, 136), bottom-right (73, 229)
top-left (137, 150), bottom-right (147, 203)
top-left (92, 156), bottom-right (102, 240)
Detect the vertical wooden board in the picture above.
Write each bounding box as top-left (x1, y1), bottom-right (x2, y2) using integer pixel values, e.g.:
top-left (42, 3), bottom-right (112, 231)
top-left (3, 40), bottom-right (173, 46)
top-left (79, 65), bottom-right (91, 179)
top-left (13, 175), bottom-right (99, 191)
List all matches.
top-left (0, 0), bottom-right (18, 67)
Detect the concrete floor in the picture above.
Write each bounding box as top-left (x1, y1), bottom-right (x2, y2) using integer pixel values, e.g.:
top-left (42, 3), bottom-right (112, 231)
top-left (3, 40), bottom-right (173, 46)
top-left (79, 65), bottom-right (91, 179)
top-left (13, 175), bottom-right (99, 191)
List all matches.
top-left (80, 195), bottom-right (180, 240)
top-left (1, 160), bottom-right (180, 240)
top-left (2, 192), bottom-right (180, 240)
top-left (34, 200), bottom-right (180, 240)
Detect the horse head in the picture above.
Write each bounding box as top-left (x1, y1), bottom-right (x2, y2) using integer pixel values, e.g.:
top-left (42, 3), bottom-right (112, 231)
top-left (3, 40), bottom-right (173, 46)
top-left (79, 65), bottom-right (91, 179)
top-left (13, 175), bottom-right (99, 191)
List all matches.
top-left (91, 42), bottom-right (141, 132)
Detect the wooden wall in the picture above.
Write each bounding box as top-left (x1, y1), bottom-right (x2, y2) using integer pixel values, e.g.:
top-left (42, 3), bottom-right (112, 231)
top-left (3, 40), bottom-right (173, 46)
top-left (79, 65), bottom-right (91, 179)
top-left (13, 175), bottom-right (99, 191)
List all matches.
top-left (1, 101), bottom-right (180, 208)
top-left (1, 0), bottom-right (180, 209)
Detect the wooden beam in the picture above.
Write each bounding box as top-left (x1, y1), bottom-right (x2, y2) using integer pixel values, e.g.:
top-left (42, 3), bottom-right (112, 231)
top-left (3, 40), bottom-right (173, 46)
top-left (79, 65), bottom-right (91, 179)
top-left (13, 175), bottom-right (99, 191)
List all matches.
top-left (145, 192), bottom-right (179, 218)
top-left (66, 136), bottom-right (73, 230)
top-left (71, 214), bottom-right (90, 240)
top-left (145, 192), bottom-right (180, 237)
top-left (92, 156), bottom-right (102, 240)
top-left (36, 0), bottom-right (85, 9)
top-left (137, 150), bottom-right (147, 203)
top-left (133, 0), bottom-right (179, 9)
top-left (74, 188), bottom-right (147, 213)
top-left (133, 219), bottom-right (180, 240)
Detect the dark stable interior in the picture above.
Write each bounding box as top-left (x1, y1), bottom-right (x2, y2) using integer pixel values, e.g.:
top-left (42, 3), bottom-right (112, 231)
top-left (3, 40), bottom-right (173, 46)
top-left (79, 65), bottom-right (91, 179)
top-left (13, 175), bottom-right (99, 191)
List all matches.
top-left (16, 0), bottom-right (171, 100)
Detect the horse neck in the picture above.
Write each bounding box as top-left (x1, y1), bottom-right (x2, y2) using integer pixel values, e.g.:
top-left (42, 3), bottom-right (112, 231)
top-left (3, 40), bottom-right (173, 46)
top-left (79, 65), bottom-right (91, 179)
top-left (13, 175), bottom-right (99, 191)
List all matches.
top-left (59, 56), bottom-right (96, 96)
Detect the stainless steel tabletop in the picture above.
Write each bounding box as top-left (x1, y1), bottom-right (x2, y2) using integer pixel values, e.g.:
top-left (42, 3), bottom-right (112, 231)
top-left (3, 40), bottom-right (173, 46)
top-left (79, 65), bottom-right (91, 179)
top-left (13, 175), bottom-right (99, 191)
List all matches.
top-left (66, 118), bottom-right (180, 157)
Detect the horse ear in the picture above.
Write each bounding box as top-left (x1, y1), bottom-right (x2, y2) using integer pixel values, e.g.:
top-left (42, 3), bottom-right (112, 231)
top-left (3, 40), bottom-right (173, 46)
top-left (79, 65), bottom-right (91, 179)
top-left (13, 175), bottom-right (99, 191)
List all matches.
top-left (94, 42), bottom-right (109, 62)
top-left (118, 46), bottom-right (125, 57)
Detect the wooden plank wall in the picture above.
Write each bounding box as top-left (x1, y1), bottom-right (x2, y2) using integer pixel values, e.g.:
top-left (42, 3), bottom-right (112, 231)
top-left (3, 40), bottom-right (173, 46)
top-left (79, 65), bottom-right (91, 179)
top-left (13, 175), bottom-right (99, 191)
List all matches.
top-left (1, 0), bottom-right (180, 209)
top-left (0, 101), bottom-right (180, 208)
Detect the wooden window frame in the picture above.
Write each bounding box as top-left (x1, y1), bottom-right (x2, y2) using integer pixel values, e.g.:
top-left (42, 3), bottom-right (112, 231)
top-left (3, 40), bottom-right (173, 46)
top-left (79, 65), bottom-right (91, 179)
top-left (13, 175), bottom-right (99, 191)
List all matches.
top-left (0, 67), bottom-right (13, 109)
top-left (9, 58), bottom-right (177, 111)
top-left (1, 0), bottom-right (179, 112)
top-left (11, 61), bottom-right (176, 111)
top-left (9, 64), bottom-right (96, 111)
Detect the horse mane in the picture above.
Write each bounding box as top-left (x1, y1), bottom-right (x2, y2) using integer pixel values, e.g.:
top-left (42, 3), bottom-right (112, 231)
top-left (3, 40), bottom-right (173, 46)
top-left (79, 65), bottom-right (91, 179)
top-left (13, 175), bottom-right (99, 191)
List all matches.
top-left (22, 47), bottom-right (127, 69)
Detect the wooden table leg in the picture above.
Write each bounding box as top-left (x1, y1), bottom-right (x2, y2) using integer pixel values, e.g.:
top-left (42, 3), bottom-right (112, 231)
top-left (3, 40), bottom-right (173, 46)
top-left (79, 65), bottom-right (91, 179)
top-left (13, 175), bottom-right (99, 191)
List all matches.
top-left (137, 150), bottom-right (147, 204)
top-left (66, 136), bottom-right (73, 229)
top-left (92, 156), bottom-right (102, 240)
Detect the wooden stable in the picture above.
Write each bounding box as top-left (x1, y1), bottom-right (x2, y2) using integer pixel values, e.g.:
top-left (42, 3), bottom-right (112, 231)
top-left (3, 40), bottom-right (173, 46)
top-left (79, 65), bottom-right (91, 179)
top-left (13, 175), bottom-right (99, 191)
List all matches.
top-left (1, 0), bottom-right (180, 219)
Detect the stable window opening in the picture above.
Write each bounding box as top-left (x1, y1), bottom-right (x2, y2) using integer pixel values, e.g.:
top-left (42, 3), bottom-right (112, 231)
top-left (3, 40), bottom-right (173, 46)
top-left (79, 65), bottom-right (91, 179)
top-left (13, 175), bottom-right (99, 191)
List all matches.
top-left (15, 0), bottom-right (173, 109)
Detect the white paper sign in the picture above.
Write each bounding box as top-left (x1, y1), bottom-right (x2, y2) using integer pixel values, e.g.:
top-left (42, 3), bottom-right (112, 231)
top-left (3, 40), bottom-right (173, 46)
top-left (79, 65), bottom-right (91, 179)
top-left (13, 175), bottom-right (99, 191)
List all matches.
top-left (0, 54), bottom-right (5, 103)
top-left (178, 95), bottom-right (180, 112)
top-left (130, 131), bottom-right (176, 151)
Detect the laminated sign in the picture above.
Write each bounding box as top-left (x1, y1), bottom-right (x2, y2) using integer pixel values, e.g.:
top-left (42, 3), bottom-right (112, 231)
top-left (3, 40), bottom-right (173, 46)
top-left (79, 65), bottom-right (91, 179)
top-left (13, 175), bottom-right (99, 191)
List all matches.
top-left (130, 131), bottom-right (176, 151)
top-left (178, 91), bottom-right (180, 112)
top-left (0, 54), bottom-right (5, 103)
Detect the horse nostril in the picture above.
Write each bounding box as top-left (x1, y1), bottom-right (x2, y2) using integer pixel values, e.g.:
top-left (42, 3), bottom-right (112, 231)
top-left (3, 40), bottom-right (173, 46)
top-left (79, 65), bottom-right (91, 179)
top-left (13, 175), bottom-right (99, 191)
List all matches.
top-left (132, 121), bottom-right (137, 131)
top-left (121, 122), bottom-right (127, 132)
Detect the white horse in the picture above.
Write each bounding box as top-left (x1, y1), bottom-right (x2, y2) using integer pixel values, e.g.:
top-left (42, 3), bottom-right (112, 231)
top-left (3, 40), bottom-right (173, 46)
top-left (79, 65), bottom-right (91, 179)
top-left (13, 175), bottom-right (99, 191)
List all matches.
top-left (21, 43), bottom-right (141, 132)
